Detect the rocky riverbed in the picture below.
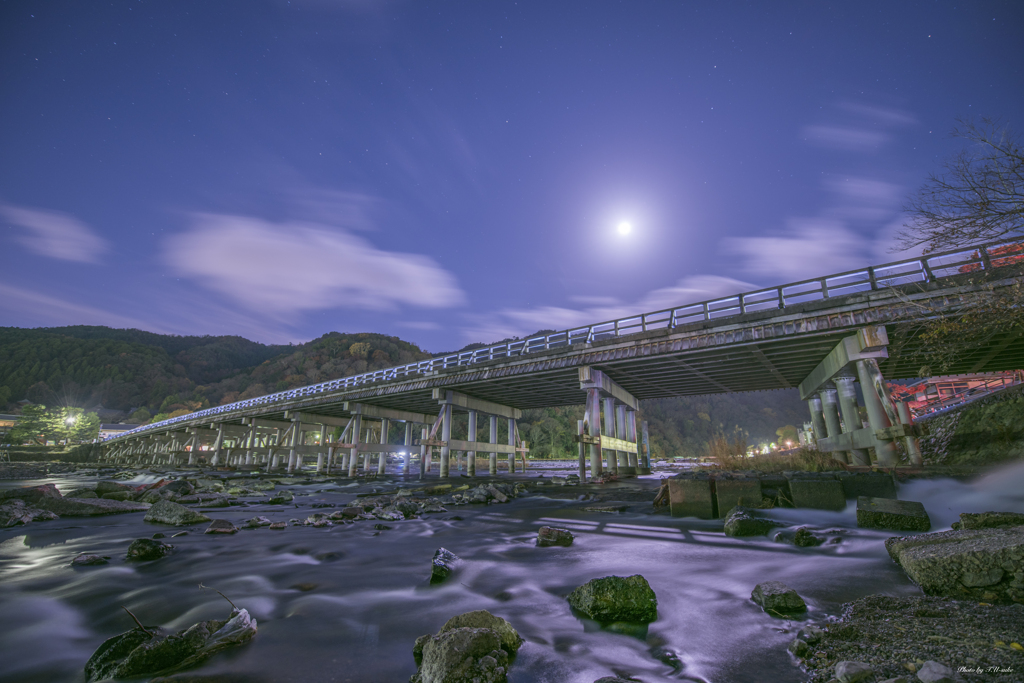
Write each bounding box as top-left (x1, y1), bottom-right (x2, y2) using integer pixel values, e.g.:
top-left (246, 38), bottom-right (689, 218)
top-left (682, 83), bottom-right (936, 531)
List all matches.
top-left (1, 461), bottom-right (1023, 682)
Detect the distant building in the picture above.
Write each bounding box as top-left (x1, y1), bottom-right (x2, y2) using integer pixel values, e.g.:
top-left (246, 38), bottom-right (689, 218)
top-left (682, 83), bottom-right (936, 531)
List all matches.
top-left (99, 423), bottom-right (139, 439)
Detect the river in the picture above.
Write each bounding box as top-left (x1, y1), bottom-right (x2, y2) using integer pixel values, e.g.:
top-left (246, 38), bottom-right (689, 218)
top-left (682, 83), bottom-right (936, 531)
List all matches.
top-left (3, 461), bottom-right (1023, 683)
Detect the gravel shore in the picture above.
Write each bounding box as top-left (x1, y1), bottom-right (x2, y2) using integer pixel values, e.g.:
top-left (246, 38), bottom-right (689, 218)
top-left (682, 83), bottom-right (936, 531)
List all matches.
top-left (800, 594), bottom-right (1023, 682)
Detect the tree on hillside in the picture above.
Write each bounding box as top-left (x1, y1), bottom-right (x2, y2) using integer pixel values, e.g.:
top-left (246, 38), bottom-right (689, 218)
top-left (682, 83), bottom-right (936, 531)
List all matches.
top-left (8, 405), bottom-right (100, 445)
top-left (893, 118), bottom-right (1024, 375)
top-left (898, 117), bottom-right (1023, 253)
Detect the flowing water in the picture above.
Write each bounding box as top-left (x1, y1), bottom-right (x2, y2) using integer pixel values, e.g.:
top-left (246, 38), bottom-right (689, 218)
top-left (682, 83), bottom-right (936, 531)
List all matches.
top-left (3, 461), bottom-right (1024, 683)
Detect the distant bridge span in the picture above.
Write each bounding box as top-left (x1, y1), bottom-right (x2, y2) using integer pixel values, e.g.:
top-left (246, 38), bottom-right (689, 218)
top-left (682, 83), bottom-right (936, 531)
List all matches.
top-left (103, 241), bottom-right (1024, 477)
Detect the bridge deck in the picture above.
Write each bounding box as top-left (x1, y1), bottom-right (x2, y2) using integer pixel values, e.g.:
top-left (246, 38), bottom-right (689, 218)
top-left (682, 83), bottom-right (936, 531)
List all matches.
top-left (107, 241), bottom-right (1024, 441)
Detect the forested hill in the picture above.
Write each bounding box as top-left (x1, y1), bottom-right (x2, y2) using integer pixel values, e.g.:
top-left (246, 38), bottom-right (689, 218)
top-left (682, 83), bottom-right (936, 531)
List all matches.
top-left (0, 325), bottom-right (809, 457)
top-left (0, 326), bottom-right (432, 421)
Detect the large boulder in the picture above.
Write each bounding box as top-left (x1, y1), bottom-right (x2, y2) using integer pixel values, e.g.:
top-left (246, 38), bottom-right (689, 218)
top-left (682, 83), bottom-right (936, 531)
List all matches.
top-left (436, 611), bottom-right (523, 656)
top-left (856, 497), bottom-right (930, 531)
top-left (84, 607), bottom-right (256, 682)
top-left (411, 610), bottom-right (522, 683)
top-left (885, 526), bottom-right (1024, 604)
top-left (0, 499), bottom-right (59, 527)
top-left (566, 575), bottom-right (658, 624)
top-left (952, 511), bottom-right (1024, 530)
top-left (724, 507), bottom-right (784, 537)
top-left (144, 500), bottom-right (211, 526)
top-left (0, 483), bottom-right (63, 505)
top-left (36, 497), bottom-right (150, 517)
top-left (412, 628), bottom-right (508, 683)
top-left (750, 581), bottom-right (806, 614)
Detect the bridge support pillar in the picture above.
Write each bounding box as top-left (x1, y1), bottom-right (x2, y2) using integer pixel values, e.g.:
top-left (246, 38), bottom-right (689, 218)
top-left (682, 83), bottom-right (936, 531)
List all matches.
top-left (467, 411), bottom-right (477, 477)
top-left (641, 419), bottom-right (651, 471)
top-left (808, 397), bottom-right (827, 442)
top-left (602, 398), bottom-right (617, 475)
top-left (835, 376), bottom-right (871, 466)
top-left (211, 424), bottom-right (224, 467)
top-left (819, 386), bottom-right (849, 464)
top-left (586, 387), bottom-right (602, 479)
top-left (439, 404), bottom-right (452, 477)
top-left (856, 358), bottom-right (900, 466)
top-left (378, 419), bottom-right (389, 475)
top-left (618, 404), bottom-right (635, 473)
top-left (897, 401), bottom-right (923, 466)
top-left (577, 419), bottom-right (586, 481)
top-left (489, 416), bottom-right (498, 476)
top-left (420, 427), bottom-right (429, 478)
top-left (348, 414), bottom-right (361, 478)
top-left (507, 418), bottom-right (516, 474)
top-left (403, 422), bottom-right (413, 476)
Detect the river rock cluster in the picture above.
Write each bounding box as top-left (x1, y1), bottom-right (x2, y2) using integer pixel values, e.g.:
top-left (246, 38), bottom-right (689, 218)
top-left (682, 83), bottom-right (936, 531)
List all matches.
top-left (410, 610), bottom-right (523, 683)
top-left (795, 595), bottom-right (1022, 683)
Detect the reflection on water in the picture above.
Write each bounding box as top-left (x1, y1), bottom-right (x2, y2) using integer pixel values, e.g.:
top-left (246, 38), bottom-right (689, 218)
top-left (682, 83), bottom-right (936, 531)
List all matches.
top-left (3, 461), bottom-right (1024, 683)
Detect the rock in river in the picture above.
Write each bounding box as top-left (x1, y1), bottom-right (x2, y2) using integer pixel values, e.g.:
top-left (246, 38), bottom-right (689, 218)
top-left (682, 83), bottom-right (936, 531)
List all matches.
top-left (204, 519), bottom-right (238, 534)
top-left (750, 581), bottom-right (806, 615)
top-left (834, 660), bottom-right (873, 683)
top-left (952, 511), bottom-right (1024, 530)
top-left (36, 497), bottom-right (151, 517)
top-left (536, 526), bottom-right (574, 547)
top-left (84, 607), bottom-right (256, 682)
top-left (724, 506), bottom-right (784, 537)
top-left (411, 609), bottom-right (522, 683)
top-left (856, 496), bottom-right (930, 532)
top-left (144, 500), bottom-right (211, 526)
top-left (430, 548), bottom-right (462, 584)
top-left (885, 526), bottom-right (1024, 604)
top-left (566, 575), bottom-right (658, 624)
top-left (127, 538), bottom-right (174, 561)
top-left (0, 483), bottom-right (63, 505)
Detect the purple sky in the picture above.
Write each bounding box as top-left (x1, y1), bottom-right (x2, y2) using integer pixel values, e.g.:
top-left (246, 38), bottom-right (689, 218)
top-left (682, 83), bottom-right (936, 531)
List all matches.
top-left (2, 1), bottom-right (1022, 352)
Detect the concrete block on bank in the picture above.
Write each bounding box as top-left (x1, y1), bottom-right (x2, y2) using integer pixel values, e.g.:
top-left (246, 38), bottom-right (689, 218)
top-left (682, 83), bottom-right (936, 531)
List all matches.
top-left (787, 478), bottom-right (846, 511)
top-left (857, 496), bottom-right (931, 531)
top-left (837, 472), bottom-right (896, 500)
top-left (715, 478), bottom-right (762, 518)
top-left (668, 476), bottom-right (714, 519)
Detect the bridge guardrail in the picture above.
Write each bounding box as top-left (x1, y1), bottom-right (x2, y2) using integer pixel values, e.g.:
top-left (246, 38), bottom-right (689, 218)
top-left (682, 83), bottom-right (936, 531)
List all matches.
top-left (106, 239), bottom-right (1024, 441)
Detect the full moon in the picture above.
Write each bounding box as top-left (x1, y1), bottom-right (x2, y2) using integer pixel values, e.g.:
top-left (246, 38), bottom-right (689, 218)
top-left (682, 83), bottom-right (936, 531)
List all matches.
top-left (617, 221), bottom-right (632, 236)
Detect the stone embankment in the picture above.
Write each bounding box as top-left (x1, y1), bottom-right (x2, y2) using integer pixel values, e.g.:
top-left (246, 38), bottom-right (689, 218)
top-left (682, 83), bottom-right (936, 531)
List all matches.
top-left (918, 382), bottom-right (1024, 465)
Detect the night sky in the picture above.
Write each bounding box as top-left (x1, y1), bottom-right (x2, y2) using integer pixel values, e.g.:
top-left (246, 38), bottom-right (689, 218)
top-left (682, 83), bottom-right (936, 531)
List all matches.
top-left (2, 1), bottom-right (1022, 352)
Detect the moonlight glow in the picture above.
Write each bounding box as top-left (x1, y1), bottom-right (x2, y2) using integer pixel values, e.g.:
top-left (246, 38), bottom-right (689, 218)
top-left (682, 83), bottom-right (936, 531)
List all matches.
top-left (617, 221), bottom-right (632, 236)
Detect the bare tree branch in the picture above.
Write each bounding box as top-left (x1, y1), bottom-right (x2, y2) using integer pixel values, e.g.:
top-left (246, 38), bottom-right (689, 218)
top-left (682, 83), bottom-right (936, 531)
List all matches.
top-left (898, 117), bottom-right (1024, 254)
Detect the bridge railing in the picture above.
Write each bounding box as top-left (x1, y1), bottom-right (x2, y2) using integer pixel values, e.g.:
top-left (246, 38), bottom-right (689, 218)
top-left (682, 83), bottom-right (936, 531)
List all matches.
top-left (106, 239), bottom-right (1023, 441)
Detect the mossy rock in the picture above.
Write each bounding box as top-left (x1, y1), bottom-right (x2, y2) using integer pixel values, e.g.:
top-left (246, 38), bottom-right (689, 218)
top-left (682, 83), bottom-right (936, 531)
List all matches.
top-left (566, 575), bottom-right (658, 624)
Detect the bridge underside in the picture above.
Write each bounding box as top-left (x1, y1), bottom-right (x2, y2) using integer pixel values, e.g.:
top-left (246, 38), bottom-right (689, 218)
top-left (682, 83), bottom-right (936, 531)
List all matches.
top-left (103, 266), bottom-right (1024, 448)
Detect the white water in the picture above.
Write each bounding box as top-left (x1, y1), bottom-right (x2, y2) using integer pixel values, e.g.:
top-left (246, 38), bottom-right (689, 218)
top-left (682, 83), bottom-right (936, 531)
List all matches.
top-left (2, 462), bottom-right (1023, 683)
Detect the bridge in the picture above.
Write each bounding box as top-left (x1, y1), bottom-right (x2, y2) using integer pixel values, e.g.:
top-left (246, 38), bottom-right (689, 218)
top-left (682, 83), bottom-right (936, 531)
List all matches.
top-left (102, 240), bottom-right (1024, 479)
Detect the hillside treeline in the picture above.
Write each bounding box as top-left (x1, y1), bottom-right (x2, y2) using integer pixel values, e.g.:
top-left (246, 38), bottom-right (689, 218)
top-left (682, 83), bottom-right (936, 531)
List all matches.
top-left (0, 326), bottom-right (431, 421)
top-left (0, 325), bottom-right (809, 457)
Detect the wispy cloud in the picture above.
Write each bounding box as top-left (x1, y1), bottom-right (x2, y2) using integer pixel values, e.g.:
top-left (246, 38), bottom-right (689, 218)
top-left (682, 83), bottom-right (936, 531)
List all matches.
top-left (824, 177), bottom-right (903, 222)
top-left (461, 275), bottom-right (754, 344)
top-left (837, 102), bottom-right (916, 126)
top-left (802, 125), bottom-right (888, 152)
top-left (164, 213), bottom-right (466, 317)
top-left (729, 218), bottom-right (867, 281)
top-left (1, 204), bottom-right (108, 263)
